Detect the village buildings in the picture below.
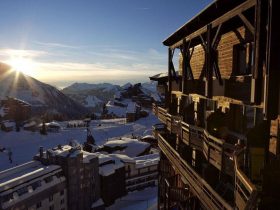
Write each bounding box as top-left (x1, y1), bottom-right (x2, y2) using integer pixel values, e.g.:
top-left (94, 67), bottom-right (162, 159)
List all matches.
top-left (152, 0), bottom-right (280, 209)
top-left (0, 140), bottom-right (159, 210)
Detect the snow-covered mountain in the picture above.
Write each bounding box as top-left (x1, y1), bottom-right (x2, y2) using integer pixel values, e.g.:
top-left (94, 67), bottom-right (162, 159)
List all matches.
top-left (62, 82), bottom-right (121, 112)
top-left (0, 63), bottom-right (89, 119)
top-left (62, 81), bottom-right (161, 114)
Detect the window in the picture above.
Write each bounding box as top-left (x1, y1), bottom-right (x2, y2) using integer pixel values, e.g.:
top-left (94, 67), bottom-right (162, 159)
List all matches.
top-left (49, 205), bottom-right (54, 210)
top-left (232, 43), bottom-right (253, 76)
top-left (61, 199), bottom-right (65, 204)
top-left (17, 187), bottom-right (28, 196)
top-left (60, 190), bottom-right (64, 196)
top-left (49, 195), bottom-right (53, 202)
top-left (36, 201), bottom-right (42, 208)
top-left (44, 176), bottom-right (53, 183)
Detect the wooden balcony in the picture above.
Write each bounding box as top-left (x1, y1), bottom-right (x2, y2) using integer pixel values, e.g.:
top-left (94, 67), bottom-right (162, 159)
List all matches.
top-left (158, 107), bottom-right (167, 124)
top-left (153, 103), bottom-right (258, 209)
top-left (152, 123), bottom-right (165, 140)
top-left (158, 134), bottom-right (233, 210)
top-left (203, 131), bottom-right (224, 170)
top-left (234, 149), bottom-right (258, 210)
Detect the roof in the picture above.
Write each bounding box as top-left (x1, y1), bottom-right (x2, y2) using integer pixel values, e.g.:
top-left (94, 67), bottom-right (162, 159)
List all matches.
top-left (103, 137), bottom-right (150, 157)
top-left (163, 0), bottom-right (246, 46)
top-left (149, 72), bottom-right (168, 81)
top-left (0, 161), bottom-right (61, 192)
top-left (126, 102), bottom-right (140, 114)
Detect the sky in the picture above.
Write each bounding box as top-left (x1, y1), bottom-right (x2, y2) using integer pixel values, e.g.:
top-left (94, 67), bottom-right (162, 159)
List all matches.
top-left (0, 0), bottom-right (212, 88)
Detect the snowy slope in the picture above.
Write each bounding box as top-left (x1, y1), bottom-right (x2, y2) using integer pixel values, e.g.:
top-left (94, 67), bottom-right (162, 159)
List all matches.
top-left (62, 82), bottom-right (121, 111)
top-left (63, 82), bottom-right (120, 92)
top-left (84, 95), bottom-right (103, 107)
top-left (0, 63), bottom-right (89, 118)
top-left (0, 114), bottom-right (160, 171)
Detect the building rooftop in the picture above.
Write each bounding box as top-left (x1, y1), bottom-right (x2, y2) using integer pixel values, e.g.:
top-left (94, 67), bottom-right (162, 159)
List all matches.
top-left (163, 0), bottom-right (247, 46)
top-left (0, 161), bottom-right (61, 192)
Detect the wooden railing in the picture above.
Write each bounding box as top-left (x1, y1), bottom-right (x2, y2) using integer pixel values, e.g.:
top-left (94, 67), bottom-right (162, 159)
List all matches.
top-left (158, 134), bottom-right (233, 210)
top-left (234, 149), bottom-right (258, 210)
top-left (158, 107), bottom-right (167, 124)
top-left (152, 103), bottom-right (158, 116)
top-left (153, 103), bottom-right (258, 210)
top-left (203, 131), bottom-right (224, 170)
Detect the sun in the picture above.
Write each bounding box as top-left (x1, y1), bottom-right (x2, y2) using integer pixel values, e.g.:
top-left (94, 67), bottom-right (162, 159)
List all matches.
top-left (7, 57), bottom-right (36, 76)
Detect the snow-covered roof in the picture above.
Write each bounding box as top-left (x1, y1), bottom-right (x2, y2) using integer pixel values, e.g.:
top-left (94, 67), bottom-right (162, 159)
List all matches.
top-left (141, 135), bottom-right (156, 140)
top-left (47, 145), bottom-right (82, 157)
top-left (1, 121), bottom-right (14, 128)
top-left (0, 161), bottom-right (61, 192)
top-left (23, 121), bottom-right (37, 128)
top-left (126, 102), bottom-right (139, 114)
top-left (134, 153), bottom-right (160, 169)
top-left (106, 100), bottom-right (127, 117)
top-left (82, 151), bottom-right (98, 163)
top-left (149, 72), bottom-right (168, 80)
top-left (104, 138), bottom-right (150, 157)
top-left (46, 121), bottom-right (61, 128)
top-left (97, 153), bottom-right (125, 176)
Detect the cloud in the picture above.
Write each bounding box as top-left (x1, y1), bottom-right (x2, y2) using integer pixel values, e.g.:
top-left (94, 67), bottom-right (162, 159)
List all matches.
top-left (0, 48), bottom-right (48, 58)
top-left (0, 47), bottom-right (166, 87)
top-left (33, 41), bottom-right (84, 49)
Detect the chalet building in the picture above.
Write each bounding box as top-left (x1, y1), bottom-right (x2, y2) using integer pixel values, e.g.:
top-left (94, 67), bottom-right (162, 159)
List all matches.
top-left (0, 97), bottom-right (31, 122)
top-left (0, 161), bottom-right (67, 210)
top-left (126, 102), bottom-right (141, 122)
top-left (152, 0), bottom-right (280, 209)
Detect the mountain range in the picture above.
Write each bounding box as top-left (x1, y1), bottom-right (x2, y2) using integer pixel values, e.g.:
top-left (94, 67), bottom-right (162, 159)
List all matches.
top-left (0, 63), bottom-right (89, 119)
top-left (61, 81), bottom-right (159, 113)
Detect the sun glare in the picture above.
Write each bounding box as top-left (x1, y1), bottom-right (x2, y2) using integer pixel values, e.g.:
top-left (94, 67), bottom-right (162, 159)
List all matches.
top-left (7, 57), bottom-right (36, 76)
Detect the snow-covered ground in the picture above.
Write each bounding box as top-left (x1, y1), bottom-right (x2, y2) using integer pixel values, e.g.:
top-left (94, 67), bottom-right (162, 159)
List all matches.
top-left (106, 186), bottom-right (157, 210)
top-left (0, 114), bottom-right (159, 171)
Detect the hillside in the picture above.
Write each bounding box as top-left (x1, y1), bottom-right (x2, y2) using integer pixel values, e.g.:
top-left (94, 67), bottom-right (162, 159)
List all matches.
top-left (0, 63), bottom-right (89, 119)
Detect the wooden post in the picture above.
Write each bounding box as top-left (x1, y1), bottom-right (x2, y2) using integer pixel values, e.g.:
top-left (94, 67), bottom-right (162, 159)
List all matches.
top-left (251, 0), bottom-right (266, 105)
top-left (167, 48), bottom-right (172, 109)
top-left (263, 0), bottom-right (280, 120)
top-left (206, 24), bottom-right (213, 98)
top-left (182, 39), bottom-right (187, 94)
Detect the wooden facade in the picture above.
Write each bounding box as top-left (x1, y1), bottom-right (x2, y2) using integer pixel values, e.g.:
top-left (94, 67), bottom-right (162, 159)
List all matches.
top-left (152, 0), bottom-right (280, 209)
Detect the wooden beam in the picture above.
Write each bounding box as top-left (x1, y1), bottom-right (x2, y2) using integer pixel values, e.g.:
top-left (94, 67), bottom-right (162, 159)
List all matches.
top-left (182, 39), bottom-right (187, 93)
top-left (238, 13), bottom-right (255, 35)
top-left (212, 24), bottom-right (222, 48)
top-left (170, 0), bottom-right (256, 49)
top-left (206, 24), bottom-right (213, 98)
top-left (199, 35), bottom-right (207, 52)
top-left (168, 48), bottom-right (172, 108)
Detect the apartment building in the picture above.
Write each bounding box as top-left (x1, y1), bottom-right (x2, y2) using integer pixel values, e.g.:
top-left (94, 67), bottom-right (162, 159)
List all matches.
top-left (0, 161), bottom-right (67, 210)
top-left (124, 153), bottom-right (159, 192)
top-left (152, 0), bottom-right (280, 209)
top-left (35, 144), bottom-right (101, 210)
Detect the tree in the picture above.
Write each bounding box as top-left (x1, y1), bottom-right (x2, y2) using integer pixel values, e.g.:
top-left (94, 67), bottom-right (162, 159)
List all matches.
top-left (40, 122), bottom-right (47, 135)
